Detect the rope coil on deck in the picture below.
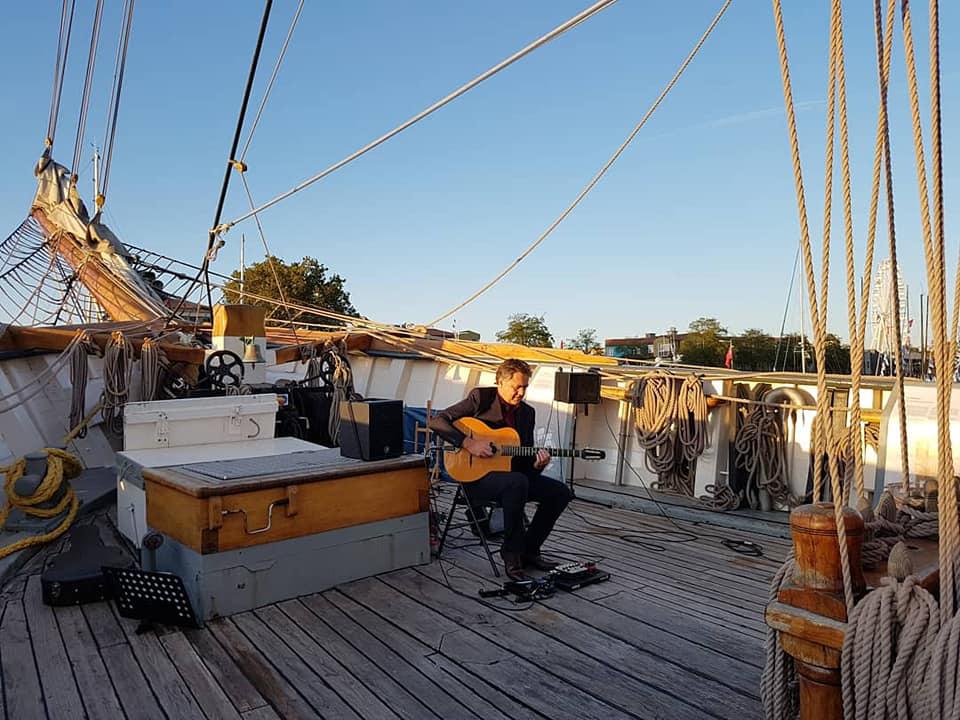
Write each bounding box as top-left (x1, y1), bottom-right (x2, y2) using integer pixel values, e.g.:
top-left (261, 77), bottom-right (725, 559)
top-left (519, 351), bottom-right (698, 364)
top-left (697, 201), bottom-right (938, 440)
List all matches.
top-left (0, 448), bottom-right (82, 561)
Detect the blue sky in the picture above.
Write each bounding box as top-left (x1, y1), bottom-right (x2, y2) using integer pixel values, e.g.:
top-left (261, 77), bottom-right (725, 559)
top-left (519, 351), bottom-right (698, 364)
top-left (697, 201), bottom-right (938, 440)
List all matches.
top-left (0, 1), bottom-right (957, 346)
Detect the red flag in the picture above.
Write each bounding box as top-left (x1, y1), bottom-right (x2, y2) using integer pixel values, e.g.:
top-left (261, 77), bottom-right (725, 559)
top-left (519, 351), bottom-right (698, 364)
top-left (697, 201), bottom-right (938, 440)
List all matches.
top-left (724, 342), bottom-right (734, 369)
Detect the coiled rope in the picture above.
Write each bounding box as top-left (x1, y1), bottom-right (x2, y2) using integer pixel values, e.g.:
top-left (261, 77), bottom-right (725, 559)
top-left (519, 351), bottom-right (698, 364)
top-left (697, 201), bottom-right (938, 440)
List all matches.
top-left (632, 372), bottom-right (710, 498)
top-left (761, 556), bottom-right (799, 720)
top-left (101, 331), bottom-right (133, 435)
top-left (139, 336), bottom-right (161, 402)
top-left (0, 448), bottom-right (82, 561)
top-left (841, 543), bottom-right (940, 720)
top-left (734, 401), bottom-right (793, 510)
top-left (326, 345), bottom-right (356, 446)
top-left (68, 332), bottom-right (97, 438)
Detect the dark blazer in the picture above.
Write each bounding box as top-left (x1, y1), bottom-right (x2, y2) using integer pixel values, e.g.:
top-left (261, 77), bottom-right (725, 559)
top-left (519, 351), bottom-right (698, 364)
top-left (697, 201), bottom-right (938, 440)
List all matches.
top-left (429, 386), bottom-right (540, 477)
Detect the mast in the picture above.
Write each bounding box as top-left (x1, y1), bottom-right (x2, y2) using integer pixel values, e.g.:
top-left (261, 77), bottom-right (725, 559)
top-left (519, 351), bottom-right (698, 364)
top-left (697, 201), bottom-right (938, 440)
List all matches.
top-left (798, 264), bottom-right (807, 373)
top-left (239, 233), bottom-right (245, 303)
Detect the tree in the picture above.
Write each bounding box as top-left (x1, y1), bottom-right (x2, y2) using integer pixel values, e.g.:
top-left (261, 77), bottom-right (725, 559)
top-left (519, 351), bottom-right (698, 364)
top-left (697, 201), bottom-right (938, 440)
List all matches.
top-left (823, 333), bottom-right (851, 374)
top-left (496, 314), bottom-right (554, 347)
top-left (568, 328), bottom-right (600, 354)
top-left (734, 329), bottom-right (778, 371)
top-left (222, 256), bottom-right (357, 325)
top-left (679, 317), bottom-right (727, 367)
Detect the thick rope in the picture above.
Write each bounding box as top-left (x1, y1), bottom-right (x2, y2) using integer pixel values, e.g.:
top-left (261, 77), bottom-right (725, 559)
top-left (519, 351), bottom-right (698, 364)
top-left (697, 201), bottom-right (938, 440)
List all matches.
top-left (761, 556), bottom-right (799, 720)
top-left (899, 0), bottom-right (959, 621)
top-left (0, 448), bottom-right (83, 561)
top-left (833, 0), bottom-right (871, 511)
top-left (101, 330), bottom-right (133, 436)
top-left (427, 0), bottom-right (732, 328)
top-left (68, 333), bottom-right (93, 438)
top-left (139, 336), bottom-right (160, 402)
top-left (734, 400), bottom-right (795, 510)
top-left (327, 345), bottom-right (356, 446)
top-left (632, 372), bottom-right (710, 499)
top-left (841, 554), bottom-right (940, 720)
top-left (0, 331), bottom-right (87, 416)
top-left (770, 0), bottom-right (855, 614)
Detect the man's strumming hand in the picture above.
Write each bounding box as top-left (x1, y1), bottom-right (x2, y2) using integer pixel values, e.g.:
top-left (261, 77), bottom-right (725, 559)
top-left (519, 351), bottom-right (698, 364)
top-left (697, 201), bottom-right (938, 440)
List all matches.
top-left (463, 437), bottom-right (495, 458)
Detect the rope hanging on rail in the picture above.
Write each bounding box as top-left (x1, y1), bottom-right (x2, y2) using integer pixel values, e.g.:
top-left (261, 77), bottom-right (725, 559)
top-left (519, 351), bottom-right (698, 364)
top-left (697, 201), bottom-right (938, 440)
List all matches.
top-left (101, 330), bottom-right (133, 436)
top-left (631, 371), bottom-right (710, 499)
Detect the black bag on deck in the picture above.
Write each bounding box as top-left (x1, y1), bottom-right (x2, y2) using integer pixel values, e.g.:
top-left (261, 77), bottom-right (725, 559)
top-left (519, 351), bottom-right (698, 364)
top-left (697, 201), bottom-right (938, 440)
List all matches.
top-left (41, 525), bottom-right (132, 606)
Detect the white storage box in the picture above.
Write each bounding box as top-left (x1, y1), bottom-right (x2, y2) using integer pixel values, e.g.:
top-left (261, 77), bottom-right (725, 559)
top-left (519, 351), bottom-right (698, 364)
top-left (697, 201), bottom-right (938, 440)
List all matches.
top-left (123, 395), bottom-right (278, 451)
top-left (116, 436), bottom-right (322, 547)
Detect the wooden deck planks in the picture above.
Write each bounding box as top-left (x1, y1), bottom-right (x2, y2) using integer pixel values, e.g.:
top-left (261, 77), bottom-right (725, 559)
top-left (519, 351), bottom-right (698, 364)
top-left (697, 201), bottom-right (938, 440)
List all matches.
top-left (296, 593), bottom-right (459, 720)
top-left (325, 588), bottom-right (533, 720)
top-left (21, 576), bottom-right (82, 720)
top-left (0, 498), bottom-right (783, 720)
top-left (99, 643), bottom-right (166, 720)
top-left (54, 605), bottom-right (125, 720)
top-left (185, 626), bottom-right (271, 714)
top-left (207, 617), bottom-right (322, 720)
top-left (251, 604), bottom-right (398, 720)
top-left (230, 610), bottom-right (361, 720)
top-left (159, 630), bottom-right (242, 720)
top-left (113, 612), bottom-right (206, 720)
top-left (368, 570), bottom-right (699, 720)
top-left (415, 555), bottom-right (761, 719)
top-left (0, 598), bottom-right (45, 720)
top-left (278, 597), bottom-right (429, 720)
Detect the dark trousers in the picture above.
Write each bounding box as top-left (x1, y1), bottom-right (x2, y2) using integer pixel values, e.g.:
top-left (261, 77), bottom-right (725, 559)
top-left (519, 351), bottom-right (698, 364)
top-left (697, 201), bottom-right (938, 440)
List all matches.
top-left (464, 472), bottom-right (571, 555)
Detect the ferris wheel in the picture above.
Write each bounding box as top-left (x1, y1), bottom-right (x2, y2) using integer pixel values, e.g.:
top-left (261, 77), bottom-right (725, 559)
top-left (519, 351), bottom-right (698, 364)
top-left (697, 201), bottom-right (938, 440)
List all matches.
top-left (869, 258), bottom-right (910, 355)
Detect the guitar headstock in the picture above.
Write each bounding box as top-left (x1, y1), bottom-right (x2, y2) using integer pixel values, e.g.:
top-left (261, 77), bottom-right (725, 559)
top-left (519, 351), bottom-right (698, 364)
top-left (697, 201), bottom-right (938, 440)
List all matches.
top-left (581, 449), bottom-right (606, 461)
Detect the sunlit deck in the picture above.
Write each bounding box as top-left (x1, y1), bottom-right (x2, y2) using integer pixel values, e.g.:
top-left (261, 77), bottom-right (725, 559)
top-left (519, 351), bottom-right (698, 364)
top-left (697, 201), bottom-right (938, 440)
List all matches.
top-left (0, 497), bottom-right (790, 720)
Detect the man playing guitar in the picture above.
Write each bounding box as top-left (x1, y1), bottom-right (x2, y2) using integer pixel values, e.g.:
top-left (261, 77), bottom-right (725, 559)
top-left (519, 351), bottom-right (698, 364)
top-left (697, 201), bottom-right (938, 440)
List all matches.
top-left (429, 359), bottom-right (572, 579)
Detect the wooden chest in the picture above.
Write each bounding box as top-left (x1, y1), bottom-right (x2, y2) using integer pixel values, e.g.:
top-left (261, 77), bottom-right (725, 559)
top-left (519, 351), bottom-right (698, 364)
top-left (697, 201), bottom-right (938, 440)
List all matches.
top-left (143, 448), bottom-right (428, 555)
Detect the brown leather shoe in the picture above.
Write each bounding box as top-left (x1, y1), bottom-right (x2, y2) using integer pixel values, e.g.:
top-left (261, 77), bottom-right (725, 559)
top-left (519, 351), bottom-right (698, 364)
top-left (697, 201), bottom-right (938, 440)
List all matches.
top-left (522, 553), bottom-right (559, 572)
top-left (500, 550), bottom-right (526, 580)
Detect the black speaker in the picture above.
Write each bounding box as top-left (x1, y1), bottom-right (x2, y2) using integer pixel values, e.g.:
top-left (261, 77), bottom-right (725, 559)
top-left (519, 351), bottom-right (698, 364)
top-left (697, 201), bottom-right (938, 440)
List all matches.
top-left (553, 371), bottom-right (601, 404)
top-left (339, 399), bottom-right (403, 461)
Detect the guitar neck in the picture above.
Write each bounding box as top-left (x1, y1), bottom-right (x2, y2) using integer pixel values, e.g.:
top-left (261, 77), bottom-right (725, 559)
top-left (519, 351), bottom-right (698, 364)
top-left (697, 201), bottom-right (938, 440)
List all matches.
top-left (500, 446), bottom-right (581, 458)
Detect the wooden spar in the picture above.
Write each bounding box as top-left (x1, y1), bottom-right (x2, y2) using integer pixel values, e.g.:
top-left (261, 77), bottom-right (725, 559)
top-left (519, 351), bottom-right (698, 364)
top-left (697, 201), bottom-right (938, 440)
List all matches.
top-left (31, 208), bottom-right (165, 322)
top-left (271, 333), bottom-right (372, 364)
top-left (766, 504), bottom-right (940, 720)
top-left (0, 324), bottom-right (206, 364)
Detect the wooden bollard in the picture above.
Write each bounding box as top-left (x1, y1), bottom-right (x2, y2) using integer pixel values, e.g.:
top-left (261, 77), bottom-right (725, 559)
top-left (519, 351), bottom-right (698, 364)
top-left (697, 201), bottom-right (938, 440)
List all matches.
top-left (776, 503), bottom-right (865, 720)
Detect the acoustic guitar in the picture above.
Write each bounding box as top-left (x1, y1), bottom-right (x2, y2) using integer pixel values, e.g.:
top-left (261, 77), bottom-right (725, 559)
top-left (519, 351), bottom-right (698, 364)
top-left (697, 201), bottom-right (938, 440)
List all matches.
top-left (443, 417), bottom-right (606, 482)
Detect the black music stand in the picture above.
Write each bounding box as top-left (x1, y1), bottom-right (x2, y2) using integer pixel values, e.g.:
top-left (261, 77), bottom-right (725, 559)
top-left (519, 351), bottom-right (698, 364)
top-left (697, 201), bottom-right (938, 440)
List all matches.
top-left (102, 566), bottom-right (199, 629)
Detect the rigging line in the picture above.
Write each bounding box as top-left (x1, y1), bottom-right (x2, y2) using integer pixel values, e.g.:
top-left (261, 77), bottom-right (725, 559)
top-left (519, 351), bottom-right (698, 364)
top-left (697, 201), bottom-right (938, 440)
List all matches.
top-left (99, 0), bottom-right (136, 207)
top-left (220, 0), bottom-right (620, 231)
top-left (426, 0), bottom-right (732, 328)
top-left (774, 245), bottom-right (801, 372)
top-left (238, 173), bottom-right (302, 348)
top-left (238, 0), bottom-right (305, 164)
top-left (46, 0), bottom-right (77, 148)
top-left (71, 0), bottom-right (105, 178)
top-left (164, 0), bottom-right (273, 328)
